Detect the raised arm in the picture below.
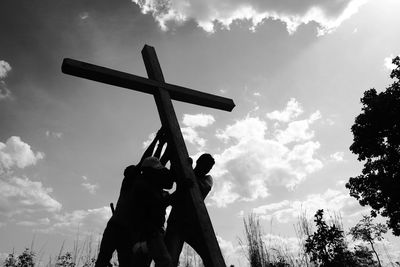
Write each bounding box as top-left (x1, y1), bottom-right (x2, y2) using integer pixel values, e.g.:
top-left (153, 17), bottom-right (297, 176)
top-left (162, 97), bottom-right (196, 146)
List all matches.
top-left (153, 131), bottom-right (167, 159)
top-left (160, 143), bottom-right (171, 166)
top-left (138, 128), bottom-right (163, 166)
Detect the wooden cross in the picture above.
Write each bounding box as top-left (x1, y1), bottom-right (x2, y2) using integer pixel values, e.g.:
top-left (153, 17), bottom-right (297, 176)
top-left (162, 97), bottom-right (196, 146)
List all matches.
top-left (62, 45), bottom-right (235, 267)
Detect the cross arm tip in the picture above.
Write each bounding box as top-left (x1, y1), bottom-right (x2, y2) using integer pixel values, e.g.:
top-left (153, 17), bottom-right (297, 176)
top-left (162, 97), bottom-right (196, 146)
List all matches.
top-left (229, 101), bottom-right (236, 112)
top-left (61, 58), bottom-right (67, 71)
top-left (61, 58), bottom-right (76, 74)
top-left (142, 44), bottom-right (155, 53)
top-left (224, 99), bottom-right (235, 112)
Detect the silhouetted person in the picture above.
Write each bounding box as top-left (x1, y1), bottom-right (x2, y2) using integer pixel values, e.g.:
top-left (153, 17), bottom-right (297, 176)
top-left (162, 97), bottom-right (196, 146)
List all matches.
top-left (95, 129), bottom-right (165, 267)
top-left (134, 156), bottom-right (174, 267)
top-left (165, 153), bottom-right (215, 267)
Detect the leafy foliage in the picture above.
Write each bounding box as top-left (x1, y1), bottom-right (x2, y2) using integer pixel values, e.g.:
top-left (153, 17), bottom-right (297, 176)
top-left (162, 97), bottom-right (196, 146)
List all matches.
top-left (346, 56), bottom-right (400, 235)
top-left (56, 252), bottom-right (76, 267)
top-left (304, 210), bottom-right (383, 267)
top-left (3, 254), bottom-right (17, 267)
top-left (349, 215), bottom-right (387, 243)
top-left (3, 248), bottom-right (35, 267)
top-left (304, 210), bottom-right (353, 266)
top-left (349, 215), bottom-right (387, 266)
top-left (351, 245), bottom-right (377, 266)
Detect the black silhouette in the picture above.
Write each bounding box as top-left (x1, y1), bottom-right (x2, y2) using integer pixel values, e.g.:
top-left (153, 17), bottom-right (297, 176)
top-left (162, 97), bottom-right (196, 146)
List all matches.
top-left (62, 45), bottom-right (235, 267)
top-left (165, 154), bottom-right (216, 267)
top-left (346, 56), bottom-right (400, 236)
top-left (134, 156), bottom-right (174, 267)
top-left (349, 215), bottom-right (387, 266)
top-left (95, 129), bottom-right (165, 267)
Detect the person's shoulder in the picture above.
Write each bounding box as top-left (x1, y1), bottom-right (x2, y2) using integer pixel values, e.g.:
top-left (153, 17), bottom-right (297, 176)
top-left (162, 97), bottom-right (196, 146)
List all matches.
top-left (124, 165), bottom-right (138, 177)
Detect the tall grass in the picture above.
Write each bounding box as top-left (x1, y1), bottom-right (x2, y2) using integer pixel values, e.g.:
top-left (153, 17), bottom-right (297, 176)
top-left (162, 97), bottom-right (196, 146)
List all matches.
top-left (2, 234), bottom-right (105, 267)
top-left (241, 211), bottom-right (399, 267)
top-left (240, 214), bottom-right (267, 267)
top-left (293, 211), bottom-right (313, 267)
top-left (240, 214), bottom-right (296, 267)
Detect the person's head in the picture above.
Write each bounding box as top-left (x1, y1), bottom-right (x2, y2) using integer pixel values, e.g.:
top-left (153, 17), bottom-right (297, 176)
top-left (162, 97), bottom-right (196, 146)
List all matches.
top-left (194, 153), bottom-right (215, 177)
top-left (142, 157), bottom-right (164, 171)
top-left (141, 157), bottom-right (171, 184)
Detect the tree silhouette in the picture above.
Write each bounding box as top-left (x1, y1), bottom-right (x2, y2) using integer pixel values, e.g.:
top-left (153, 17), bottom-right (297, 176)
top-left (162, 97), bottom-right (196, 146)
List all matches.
top-left (346, 56), bottom-right (400, 236)
top-left (304, 210), bottom-right (352, 266)
top-left (349, 215), bottom-right (387, 267)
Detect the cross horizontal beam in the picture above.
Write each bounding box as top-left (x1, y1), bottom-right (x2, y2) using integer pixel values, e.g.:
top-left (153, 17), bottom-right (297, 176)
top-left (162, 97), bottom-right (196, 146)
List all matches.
top-left (62, 58), bottom-right (235, 112)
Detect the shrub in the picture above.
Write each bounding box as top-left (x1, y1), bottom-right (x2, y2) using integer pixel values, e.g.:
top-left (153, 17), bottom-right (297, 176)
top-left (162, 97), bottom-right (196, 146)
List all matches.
top-left (3, 248), bottom-right (35, 267)
top-left (304, 209), bottom-right (353, 266)
top-left (56, 252), bottom-right (76, 267)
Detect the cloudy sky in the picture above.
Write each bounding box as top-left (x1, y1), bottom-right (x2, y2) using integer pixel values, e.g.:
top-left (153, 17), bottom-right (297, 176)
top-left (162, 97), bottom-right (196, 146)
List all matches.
top-left (1, 0), bottom-right (400, 265)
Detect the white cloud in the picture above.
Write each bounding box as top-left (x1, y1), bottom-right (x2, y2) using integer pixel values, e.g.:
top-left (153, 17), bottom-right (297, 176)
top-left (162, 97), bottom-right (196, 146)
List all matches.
top-left (275, 111), bottom-right (321, 144)
top-left (0, 60), bottom-right (11, 79)
top-left (253, 188), bottom-right (362, 223)
top-left (0, 136), bottom-right (44, 173)
top-left (253, 200), bottom-right (290, 214)
top-left (262, 234), bottom-right (300, 256)
top-left (216, 116), bottom-right (267, 143)
top-left (182, 113), bottom-right (215, 128)
top-left (80, 176), bottom-right (98, 194)
top-left (45, 131), bottom-right (63, 139)
top-left (210, 101), bottom-right (323, 207)
top-left (48, 207), bottom-right (111, 235)
top-left (286, 141), bottom-right (323, 181)
top-left (384, 55), bottom-right (399, 71)
top-left (209, 181), bottom-right (240, 207)
top-left (81, 182), bottom-right (99, 194)
top-left (0, 60), bottom-right (12, 100)
top-left (181, 113), bottom-right (215, 150)
top-left (132, 0), bottom-right (368, 35)
top-left (266, 98), bottom-right (303, 122)
top-left (0, 176), bottom-right (62, 216)
top-left (216, 236), bottom-right (241, 264)
top-left (330, 151), bottom-right (344, 162)
top-left (17, 218), bottom-right (50, 227)
top-left (79, 12), bottom-right (89, 20)
top-left (142, 132), bottom-right (156, 149)
top-left (181, 127), bottom-right (206, 149)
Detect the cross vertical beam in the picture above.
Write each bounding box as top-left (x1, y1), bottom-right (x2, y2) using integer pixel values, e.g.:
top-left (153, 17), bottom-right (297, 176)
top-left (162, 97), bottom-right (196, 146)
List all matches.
top-left (141, 45), bottom-right (226, 267)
